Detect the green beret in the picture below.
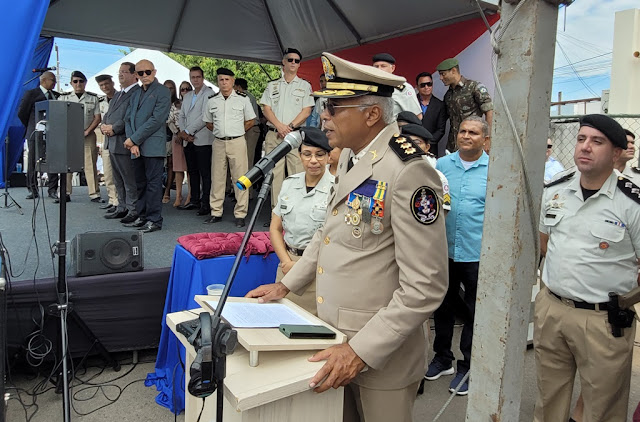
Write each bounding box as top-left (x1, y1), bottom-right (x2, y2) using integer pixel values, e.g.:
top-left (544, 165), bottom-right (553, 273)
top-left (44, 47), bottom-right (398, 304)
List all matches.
top-left (580, 114), bottom-right (627, 149)
top-left (300, 127), bottom-right (332, 152)
top-left (436, 58), bottom-right (459, 72)
top-left (401, 124), bottom-right (434, 143)
top-left (397, 111), bottom-right (422, 126)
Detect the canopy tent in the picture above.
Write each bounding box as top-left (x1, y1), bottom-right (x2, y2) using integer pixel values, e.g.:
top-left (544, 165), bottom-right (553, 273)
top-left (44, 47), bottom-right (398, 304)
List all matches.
top-left (42, 0), bottom-right (498, 64)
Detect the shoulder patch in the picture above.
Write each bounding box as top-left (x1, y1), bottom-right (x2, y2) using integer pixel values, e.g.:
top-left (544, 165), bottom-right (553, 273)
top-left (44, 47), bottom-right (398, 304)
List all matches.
top-left (235, 90), bottom-right (247, 97)
top-left (389, 135), bottom-right (425, 162)
top-left (617, 176), bottom-right (640, 205)
top-left (544, 171), bottom-right (575, 188)
top-left (411, 186), bottom-right (440, 225)
top-left (208, 92), bottom-right (220, 99)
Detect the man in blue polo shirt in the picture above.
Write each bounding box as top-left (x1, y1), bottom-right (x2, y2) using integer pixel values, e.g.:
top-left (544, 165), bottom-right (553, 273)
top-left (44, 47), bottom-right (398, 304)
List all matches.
top-left (426, 115), bottom-right (489, 396)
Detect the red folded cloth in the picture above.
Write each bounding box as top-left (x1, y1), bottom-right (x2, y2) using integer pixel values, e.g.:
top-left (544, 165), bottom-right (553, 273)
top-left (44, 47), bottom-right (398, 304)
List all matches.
top-left (178, 232), bottom-right (274, 260)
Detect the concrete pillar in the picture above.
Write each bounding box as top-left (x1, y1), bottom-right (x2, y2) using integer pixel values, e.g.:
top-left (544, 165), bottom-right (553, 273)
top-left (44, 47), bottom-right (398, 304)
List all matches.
top-left (609, 9), bottom-right (640, 114)
top-left (466, 1), bottom-right (559, 420)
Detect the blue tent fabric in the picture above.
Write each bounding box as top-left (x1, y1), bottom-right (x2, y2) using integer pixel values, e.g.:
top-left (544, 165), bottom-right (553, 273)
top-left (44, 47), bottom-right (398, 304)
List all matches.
top-left (0, 1), bottom-right (52, 188)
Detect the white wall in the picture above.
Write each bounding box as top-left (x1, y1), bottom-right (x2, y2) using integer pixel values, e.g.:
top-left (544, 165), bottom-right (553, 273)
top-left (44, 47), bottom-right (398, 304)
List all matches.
top-left (609, 9), bottom-right (640, 114)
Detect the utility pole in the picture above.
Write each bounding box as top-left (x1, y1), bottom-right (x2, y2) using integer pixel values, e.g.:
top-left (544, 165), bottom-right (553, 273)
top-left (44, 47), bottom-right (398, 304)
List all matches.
top-left (55, 44), bottom-right (60, 91)
top-left (466, 1), bottom-right (568, 420)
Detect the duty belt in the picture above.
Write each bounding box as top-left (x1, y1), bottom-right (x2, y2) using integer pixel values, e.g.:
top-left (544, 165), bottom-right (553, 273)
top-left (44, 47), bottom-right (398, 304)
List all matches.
top-left (285, 244), bottom-right (305, 257)
top-left (549, 290), bottom-right (610, 311)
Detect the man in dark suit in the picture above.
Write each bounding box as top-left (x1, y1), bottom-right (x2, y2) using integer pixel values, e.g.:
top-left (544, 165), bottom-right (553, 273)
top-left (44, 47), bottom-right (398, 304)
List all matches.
top-left (100, 62), bottom-right (140, 223)
top-left (17, 71), bottom-right (59, 199)
top-left (123, 60), bottom-right (171, 233)
top-left (416, 72), bottom-right (447, 156)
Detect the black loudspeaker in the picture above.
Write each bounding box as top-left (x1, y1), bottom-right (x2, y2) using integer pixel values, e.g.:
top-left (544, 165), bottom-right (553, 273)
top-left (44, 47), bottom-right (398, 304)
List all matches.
top-left (71, 231), bottom-right (144, 277)
top-left (34, 100), bottom-right (84, 173)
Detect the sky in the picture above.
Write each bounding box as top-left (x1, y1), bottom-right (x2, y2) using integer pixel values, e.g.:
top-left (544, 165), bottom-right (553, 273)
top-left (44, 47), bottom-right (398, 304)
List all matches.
top-left (47, 1), bottom-right (637, 101)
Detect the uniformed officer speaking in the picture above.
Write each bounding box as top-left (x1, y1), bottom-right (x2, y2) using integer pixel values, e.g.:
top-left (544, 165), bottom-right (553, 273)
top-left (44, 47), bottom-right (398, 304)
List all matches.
top-left (203, 67), bottom-right (256, 228)
top-left (535, 114), bottom-right (640, 422)
top-left (247, 52), bottom-right (448, 422)
top-left (59, 70), bottom-right (103, 202)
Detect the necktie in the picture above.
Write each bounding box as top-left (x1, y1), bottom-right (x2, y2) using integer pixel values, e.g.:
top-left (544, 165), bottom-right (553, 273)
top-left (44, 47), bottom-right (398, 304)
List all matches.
top-left (46, 91), bottom-right (53, 100)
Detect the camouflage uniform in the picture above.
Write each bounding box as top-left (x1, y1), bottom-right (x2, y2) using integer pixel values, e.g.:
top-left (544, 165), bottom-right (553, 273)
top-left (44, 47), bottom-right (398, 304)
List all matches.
top-left (443, 77), bottom-right (493, 152)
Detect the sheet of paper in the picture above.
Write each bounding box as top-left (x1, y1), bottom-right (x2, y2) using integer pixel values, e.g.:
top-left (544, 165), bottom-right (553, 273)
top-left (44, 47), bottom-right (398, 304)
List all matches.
top-left (204, 300), bottom-right (314, 328)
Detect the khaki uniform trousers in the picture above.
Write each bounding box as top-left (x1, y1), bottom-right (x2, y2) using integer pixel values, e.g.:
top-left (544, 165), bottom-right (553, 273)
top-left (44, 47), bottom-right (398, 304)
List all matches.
top-left (343, 381), bottom-right (420, 422)
top-left (84, 132), bottom-right (100, 198)
top-left (276, 250), bottom-right (317, 316)
top-left (533, 287), bottom-right (635, 422)
top-left (265, 131), bottom-right (303, 208)
top-left (101, 147), bottom-right (118, 206)
top-left (209, 136), bottom-right (249, 218)
top-left (245, 125), bottom-right (261, 168)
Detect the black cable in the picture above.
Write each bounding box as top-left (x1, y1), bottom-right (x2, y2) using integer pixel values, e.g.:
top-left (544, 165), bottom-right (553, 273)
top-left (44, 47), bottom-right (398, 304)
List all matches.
top-left (196, 398), bottom-right (205, 422)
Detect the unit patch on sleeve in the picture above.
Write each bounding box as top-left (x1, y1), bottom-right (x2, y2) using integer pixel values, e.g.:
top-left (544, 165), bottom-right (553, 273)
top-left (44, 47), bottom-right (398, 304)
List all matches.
top-left (411, 186), bottom-right (440, 225)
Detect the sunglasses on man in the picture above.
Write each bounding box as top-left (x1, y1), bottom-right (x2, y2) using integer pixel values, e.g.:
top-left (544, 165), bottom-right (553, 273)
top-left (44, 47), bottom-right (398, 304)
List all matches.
top-left (286, 58), bottom-right (301, 64)
top-left (136, 69), bottom-right (154, 76)
top-left (419, 82), bottom-right (433, 88)
top-left (72, 79), bottom-right (85, 84)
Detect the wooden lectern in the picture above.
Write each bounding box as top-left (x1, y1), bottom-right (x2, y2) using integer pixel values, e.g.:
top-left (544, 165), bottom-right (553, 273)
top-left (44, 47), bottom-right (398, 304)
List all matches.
top-left (167, 298), bottom-right (346, 422)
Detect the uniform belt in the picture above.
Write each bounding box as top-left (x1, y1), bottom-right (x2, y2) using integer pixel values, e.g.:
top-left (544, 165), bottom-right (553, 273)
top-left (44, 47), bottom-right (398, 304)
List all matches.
top-left (549, 290), bottom-right (610, 311)
top-left (285, 244), bottom-right (305, 257)
top-left (267, 127), bottom-right (279, 132)
top-left (217, 136), bottom-right (242, 141)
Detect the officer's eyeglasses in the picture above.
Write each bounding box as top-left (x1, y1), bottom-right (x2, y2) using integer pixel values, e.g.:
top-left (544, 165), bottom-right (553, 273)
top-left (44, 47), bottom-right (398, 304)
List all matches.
top-left (72, 80), bottom-right (85, 84)
top-left (322, 100), bottom-right (370, 116)
top-left (300, 151), bottom-right (328, 160)
top-left (419, 82), bottom-right (433, 88)
top-left (286, 58), bottom-right (301, 64)
top-left (136, 69), bottom-right (154, 76)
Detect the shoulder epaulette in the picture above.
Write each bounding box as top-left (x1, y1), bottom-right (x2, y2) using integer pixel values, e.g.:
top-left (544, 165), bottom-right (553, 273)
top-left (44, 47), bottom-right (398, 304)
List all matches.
top-left (617, 176), bottom-right (640, 204)
top-left (208, 92), bottom-right (220, 99)
top-left (235, 90), bottom-right (247, 97)
top-left (397, 83), bottom-right (406, 92)
top-left (59, 91), bottom-right (71, 96)
top-left (632, 167), bottom-right (640, 174)
top-left (86, 91), bottom-right (97, 96)
top-left (98, 95), bottom-right (106, 102)
top-left (389, 134), bottom-right (425, 162)
top-left (544, 170), bottom-right (575, 188)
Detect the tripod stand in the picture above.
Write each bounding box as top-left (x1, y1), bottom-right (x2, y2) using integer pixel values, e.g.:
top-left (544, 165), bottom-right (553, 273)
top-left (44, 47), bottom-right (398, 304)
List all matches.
top-left (0, 135), bottom-right (22, 214)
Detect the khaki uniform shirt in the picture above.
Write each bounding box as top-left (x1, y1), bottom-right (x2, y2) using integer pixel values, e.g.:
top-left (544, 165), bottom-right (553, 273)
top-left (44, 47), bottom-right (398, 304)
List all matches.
top-left (260, 75), bottom-right (314, 127)
top-left (98, 95), bottom-right (110, 118)
top-left (281, 123), bottom-right (448, 389)
top-left (540, 170), bottom-right (640, 303)
top-left (203, 90), bottom-right (256, 138)
top-left (392, 82), bottom-right (422, 117)
top-left (443, 77), bottom-right (493, 148)
top-left (274, 170), bottom-right (335, 249)
top-left (59, 91), bottom-right (101, 129)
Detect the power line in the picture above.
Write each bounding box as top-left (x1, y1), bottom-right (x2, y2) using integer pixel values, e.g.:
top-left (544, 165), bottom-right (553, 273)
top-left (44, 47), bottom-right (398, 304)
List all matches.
top-left (556, 40), bottom-right (599, 97)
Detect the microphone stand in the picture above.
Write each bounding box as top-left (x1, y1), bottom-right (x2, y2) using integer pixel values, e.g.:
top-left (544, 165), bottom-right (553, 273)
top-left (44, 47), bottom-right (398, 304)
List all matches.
top-left (208, 171), bottom-right (274, 422)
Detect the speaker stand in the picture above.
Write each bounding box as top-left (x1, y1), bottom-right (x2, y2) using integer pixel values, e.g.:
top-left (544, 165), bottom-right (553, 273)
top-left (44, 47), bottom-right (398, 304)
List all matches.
top-left (0, 135), bottom-right (23, 215)
top-left (46, 174), bottom-right (119, 421)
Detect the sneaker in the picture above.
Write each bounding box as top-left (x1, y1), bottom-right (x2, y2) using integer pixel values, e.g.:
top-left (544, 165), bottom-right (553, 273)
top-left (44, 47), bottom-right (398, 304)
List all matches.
top-left (448, 372), bottom-right (469, 396)
top-left (425, 360), bottom-right (454, 381)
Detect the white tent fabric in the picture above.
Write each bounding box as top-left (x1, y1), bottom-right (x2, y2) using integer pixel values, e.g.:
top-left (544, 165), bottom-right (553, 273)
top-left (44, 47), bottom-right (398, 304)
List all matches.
top-left (83, 48), bottom-right (217, 94)
top-left (42, 0), bottom-right (498, 64)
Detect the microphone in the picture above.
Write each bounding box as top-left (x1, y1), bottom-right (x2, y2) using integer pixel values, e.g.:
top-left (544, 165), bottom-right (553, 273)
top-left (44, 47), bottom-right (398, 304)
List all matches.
top-left (236, 130), bottom-right (304, 190)
top-left (32, 66), bottom-right (56, 73)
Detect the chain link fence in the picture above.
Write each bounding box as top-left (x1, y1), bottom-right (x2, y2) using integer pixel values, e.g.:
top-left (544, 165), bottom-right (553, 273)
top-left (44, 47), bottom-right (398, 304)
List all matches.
top-left (549, 115), bottom-right (640, 173)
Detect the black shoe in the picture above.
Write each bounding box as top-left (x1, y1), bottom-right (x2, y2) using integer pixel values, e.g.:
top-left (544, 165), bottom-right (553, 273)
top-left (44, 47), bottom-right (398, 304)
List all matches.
top-left (91, 197), bottom-right (105, 203)
top-left (53, 195), bottom-right (70, 204)
top-left (104, 205), bottom-right (117, 213)
top-left (123, 217), bottom-right (147, 228)
top-left (177, 203), bottom-right (199, 210)
top-left (196, 208), bottom-right (210, 216)
top-left (120, 213), bottom-right (139, 224)
top-left (140, 221), bottom-right (162, 233)
top-left (235, 218), bottom-right (245, 228)
top-left (25, 192), bottom-right (39, 200)
top-left (104, 210), bottom-right (128, 219)
top-left (100, 203), bottom-right (114, 209)
top-left (48, 192), bottom-right (59, 200)
top-left (203, 216), bottom-right (222, 224)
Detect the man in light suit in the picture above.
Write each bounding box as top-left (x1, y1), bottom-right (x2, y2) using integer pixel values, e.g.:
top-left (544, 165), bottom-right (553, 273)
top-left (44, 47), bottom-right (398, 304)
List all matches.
top-left (247, 53), bottom-right (448, 422)
top-left (177, 66), bottom-right (214, 215)
top-left (123, 59), bottom-right (171, 233)
top-left (100, 62), bottom-right (140, 223)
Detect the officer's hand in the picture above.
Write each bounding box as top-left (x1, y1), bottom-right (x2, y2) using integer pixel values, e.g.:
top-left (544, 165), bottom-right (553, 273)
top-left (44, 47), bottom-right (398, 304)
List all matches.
top-left (124, 138), bottom-right (134, 149)
top-left (83, 129), bottom-right (90, 137)
top-left (276, 123), bottom-right (291, 139)
top-left (308, 344), bottom-right (366, 393)
top-left (186, 135), bottom-right (195, 142)
top-left (280, 260), bottom-right (295, 275)
top-left (130, 145), bottom-right (140, 158)
top-left (245, 282), bottom-right (290, 303)
top-left (178, 130), bottom-right (188, 140)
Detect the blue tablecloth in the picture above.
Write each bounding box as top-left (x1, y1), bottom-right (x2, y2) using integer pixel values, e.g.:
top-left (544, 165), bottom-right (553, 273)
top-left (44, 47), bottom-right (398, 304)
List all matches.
top-left (144, 245), bottom-right (279, 414)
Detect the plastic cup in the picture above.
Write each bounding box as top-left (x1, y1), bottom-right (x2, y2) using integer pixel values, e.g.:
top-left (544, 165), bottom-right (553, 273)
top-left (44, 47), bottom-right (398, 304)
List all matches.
top-left (207, 284), bottom-right (225, 296)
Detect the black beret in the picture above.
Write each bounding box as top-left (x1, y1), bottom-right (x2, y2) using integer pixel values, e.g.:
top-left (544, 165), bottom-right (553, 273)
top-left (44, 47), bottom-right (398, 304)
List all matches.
top-left (397, 111), bottom-right (422, 126)
top-left (71, 70), bottom-right (87, 81)
top-left (216, 67), bottom-right (235, 77)
top-left (624, 129), bottom-right (636, 140)
top-left (579, 114), bottom-right (627, 149)
top-left (372, 53), bottom-right (395, 64)
top-left (300, 127), bottom-right (332, 153)
top-left (94, 74), bottom-right (113, 83)
top-left (283, 48), bottom-right (302, 60)
top-left (401, 124), bottom-right (434, 143)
